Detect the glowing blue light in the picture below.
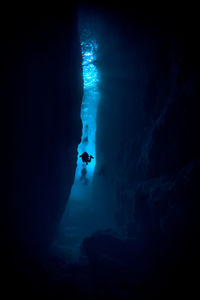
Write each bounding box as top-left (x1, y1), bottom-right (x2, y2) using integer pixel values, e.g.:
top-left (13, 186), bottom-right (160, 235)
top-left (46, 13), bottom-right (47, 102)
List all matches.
top-left (74, 37), bottom-right (100, 185)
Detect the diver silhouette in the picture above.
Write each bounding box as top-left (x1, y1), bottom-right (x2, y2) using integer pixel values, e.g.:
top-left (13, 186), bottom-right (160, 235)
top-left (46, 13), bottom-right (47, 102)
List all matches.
top-left (82, 125), bottom-right (89, 145)
top-left (80, 152), bottom-right (94, 165)
top-left (79, 167), bottom-right (89, 185)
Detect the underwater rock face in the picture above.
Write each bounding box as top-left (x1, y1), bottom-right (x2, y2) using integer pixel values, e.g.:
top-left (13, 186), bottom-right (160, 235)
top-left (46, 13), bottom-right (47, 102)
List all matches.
top-left (93, 4), bottom-right (200, 235)
top-left (91, 5), bottom-right (200, 296)
top-left (1, 8), bottom-right (83, 257)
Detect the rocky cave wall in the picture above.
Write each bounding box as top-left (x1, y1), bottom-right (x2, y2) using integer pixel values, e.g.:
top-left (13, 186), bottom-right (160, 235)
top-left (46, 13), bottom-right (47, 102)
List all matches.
top-left (93, 5), bottom-right (200, 257)
top-left (1, 6), bottom-right (83, 261)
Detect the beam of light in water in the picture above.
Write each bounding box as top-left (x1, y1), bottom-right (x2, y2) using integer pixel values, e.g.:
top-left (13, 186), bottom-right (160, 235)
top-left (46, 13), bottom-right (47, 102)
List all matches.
top-left (73, 31), bottom-right (100, 189)
top-left (55, 22), bottom-right (102, 263)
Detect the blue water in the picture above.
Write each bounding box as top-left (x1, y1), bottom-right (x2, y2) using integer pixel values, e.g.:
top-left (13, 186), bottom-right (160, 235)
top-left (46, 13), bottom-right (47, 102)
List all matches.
top-left (52, 30), bottom-right (102, 262)
top-left (74, 35), bottom-right (100, 184)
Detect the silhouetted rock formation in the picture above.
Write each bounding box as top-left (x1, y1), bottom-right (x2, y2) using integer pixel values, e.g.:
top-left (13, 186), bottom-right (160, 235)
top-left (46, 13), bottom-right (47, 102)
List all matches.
top-left (92, 4), bottom-right (200, 298)
top-left (1, 5), bottom-right (83, 288)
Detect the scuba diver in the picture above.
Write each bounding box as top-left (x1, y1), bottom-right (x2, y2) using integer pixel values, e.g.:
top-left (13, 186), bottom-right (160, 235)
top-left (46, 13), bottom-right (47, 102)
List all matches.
top-left (79, 167), bottom-right (89, 185)
top-left (80, 152), bottom-right (94, 165)
top-left (82, 125), bottom-right (89, 145)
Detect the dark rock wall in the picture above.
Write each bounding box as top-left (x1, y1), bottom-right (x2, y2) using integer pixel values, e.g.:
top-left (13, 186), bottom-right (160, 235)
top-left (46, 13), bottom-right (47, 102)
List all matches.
top-left (1, 7), bottom-right (83, 259)
top-left (93, 5), bottom-right (200, 252)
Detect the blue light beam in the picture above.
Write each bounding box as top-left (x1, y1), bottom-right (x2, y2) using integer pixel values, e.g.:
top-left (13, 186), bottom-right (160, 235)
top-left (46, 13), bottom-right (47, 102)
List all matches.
top-left (74, 38), bottom-right (100, 184)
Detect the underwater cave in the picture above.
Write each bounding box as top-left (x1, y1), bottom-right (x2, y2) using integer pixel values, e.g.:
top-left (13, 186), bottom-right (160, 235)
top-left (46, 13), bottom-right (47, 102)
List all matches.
top-left (2, 2), bottom-right (200, 299)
